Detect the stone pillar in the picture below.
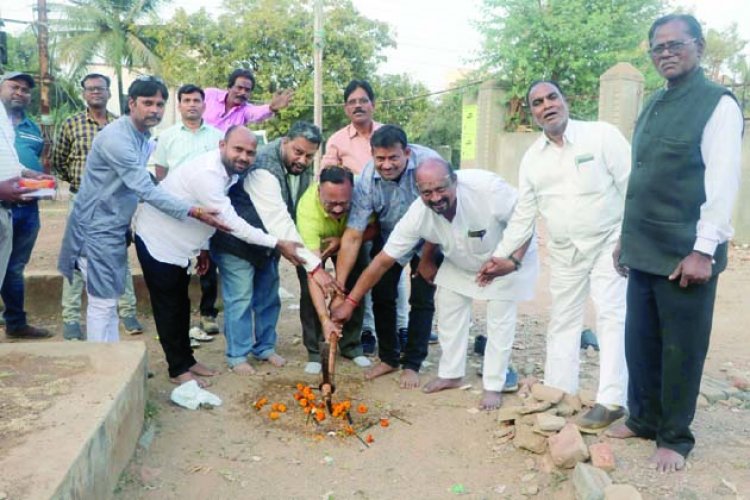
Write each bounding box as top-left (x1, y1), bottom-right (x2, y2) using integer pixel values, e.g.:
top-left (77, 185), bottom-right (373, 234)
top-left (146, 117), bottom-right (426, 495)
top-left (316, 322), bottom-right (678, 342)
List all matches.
top-left (475, 80), bottom-right (506, 170)
top-left (598, 62), bottom-right (644, 140)
top-left (459, 91), bottom-right (479, 169)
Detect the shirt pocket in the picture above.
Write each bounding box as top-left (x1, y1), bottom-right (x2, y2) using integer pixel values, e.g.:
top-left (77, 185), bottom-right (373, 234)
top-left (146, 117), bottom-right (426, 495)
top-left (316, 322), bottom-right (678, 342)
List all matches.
top-left (466, 228), bottom-right (491, 255)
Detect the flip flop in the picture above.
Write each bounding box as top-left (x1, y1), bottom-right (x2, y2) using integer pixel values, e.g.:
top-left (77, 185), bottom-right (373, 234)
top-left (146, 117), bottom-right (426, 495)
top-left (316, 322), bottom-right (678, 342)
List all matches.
top-left (189, 327), bottom-right (214, 342)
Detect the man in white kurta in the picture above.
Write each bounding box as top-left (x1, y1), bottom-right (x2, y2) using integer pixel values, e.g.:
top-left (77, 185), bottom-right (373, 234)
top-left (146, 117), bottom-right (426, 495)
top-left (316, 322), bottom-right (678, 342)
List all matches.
top-left (490, 80), bottom-right (630, 429)
top-left (332, 158), bottom-right (538, 410)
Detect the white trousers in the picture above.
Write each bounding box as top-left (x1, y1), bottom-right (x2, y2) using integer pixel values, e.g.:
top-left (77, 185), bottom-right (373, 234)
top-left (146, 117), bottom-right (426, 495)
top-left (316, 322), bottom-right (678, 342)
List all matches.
top-left (437, 287), bottom-right (517, 392)
top-left (545, 240), bottom-right (628, 406)
top-left (78, 258), bottom-right (120, 343)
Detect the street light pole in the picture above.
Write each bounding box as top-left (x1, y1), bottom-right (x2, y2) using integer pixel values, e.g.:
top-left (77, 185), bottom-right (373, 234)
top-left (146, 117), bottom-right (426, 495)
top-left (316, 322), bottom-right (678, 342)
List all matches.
top-left (36, 0), bottom-right (53, 173)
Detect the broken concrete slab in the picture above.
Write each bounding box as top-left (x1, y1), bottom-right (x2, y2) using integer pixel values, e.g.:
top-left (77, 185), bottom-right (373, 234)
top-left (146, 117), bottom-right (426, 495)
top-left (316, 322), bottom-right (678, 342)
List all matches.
top-left (604, 484), bottom-right (642, 499)
top-left (0, 341), bottom-right (147, 500)
top-left (549, 423), bottom-right (590, 469)
top-left (531, 383), bottom-right (565, 404)
top-left (514, 423), bottom-right (548, 454)
top-left (573, 463), bottom-right (612, 500)
top-left (536, 413), bottom-right (566, 432)
top-left (589, 442), bottom-right (616, 471)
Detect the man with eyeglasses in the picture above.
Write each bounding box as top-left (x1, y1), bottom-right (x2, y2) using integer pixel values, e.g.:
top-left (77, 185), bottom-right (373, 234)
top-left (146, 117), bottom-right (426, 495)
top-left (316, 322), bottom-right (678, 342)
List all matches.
top-left (332, 158), bottom-right (538, 409)
top-left (607, 14), bottom-right (743, 473)
top-left (58, 76), bottom-right (227, 344)
top-left (321, 80), bottom-right (412, 357)
top-left (211, 121), bottom-right (341, 375)
top-left (0, 72), bottom-right (56, 340)
top-left (52, 73), bottom-right (144, 340)
top-left (197, 68), bottom-right (293, 336)
top-left (489, 79), bottom-right (632, 431)
top-left (295, 166), bottom-right (372, 374)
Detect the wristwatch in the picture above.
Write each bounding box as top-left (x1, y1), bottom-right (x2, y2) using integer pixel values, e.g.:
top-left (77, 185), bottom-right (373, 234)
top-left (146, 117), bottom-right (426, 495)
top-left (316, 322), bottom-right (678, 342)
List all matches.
top-left (508, 255), bottom-right (522, 271)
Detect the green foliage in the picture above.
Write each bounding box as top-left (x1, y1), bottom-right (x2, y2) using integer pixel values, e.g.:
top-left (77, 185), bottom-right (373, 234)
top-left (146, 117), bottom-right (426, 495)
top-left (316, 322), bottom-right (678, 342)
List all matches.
top-left (704, 24), bottom-right (748, 83)
top-left (149, 0), bottom-right (427, 140)
top-left (51, 0), bottom-right (164, 113)
top-left (477, 0), bottom-right (665, 126)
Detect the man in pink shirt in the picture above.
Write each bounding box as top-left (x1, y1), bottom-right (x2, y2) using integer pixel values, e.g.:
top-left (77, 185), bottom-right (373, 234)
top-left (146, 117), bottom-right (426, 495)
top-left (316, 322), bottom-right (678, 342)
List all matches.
top-left (322, 80), bottom-right (380, 174)
top-left (203, 68), bottom-right (294, 133)
top-left (200, 68), bottom-right (294, 334)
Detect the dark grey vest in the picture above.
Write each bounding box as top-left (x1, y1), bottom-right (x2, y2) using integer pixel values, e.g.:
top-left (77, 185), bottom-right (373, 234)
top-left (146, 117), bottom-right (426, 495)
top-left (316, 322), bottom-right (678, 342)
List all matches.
top-left (620, 68), bottom-right (735, 276)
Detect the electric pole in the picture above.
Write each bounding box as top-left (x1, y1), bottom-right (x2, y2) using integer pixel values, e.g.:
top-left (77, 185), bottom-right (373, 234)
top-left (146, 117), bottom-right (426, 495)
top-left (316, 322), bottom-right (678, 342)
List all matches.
top-left (36, 0), bottom-right (53, 173)
top-left (313, 0), bottom-right (323, 173)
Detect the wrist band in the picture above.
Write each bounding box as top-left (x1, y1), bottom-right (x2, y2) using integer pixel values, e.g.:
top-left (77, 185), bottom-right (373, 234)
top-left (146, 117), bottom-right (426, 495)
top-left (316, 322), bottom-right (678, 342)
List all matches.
top-left (345, 295), bottom-right (359, 307)
top-left (309, 263), bottom-right (322, 276)
top-left (192, 207), bottom-right (202, 218)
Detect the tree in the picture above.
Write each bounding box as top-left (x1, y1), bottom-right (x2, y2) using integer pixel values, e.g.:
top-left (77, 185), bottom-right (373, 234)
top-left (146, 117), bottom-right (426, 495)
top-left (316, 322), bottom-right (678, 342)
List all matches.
top-left (150, 0), bottom-right (407, 139)
top-left (476, 0), bottom-right (664, 125)
top-left (703, 24), bottom-right (748, 83)
top-left (52, 0), bottom-right (163, 113)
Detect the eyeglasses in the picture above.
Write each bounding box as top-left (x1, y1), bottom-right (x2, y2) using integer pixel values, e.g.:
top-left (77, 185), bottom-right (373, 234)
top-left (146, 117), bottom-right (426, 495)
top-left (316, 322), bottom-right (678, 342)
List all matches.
top-left (135, 75), bottom-right (164, 84)
top-left (345, 97), bottom-right (371, 106)
top-left (649, 38), bottom-right (696, 56)
top-left (84, 86), bottom-right (109, 93)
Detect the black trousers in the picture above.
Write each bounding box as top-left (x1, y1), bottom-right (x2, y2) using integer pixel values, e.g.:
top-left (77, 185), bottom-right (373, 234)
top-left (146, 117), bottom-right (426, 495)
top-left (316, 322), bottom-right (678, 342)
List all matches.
top-left (624, 268), bottom-right (719, 457)
top-left (135, 235), bottom-right (196, 378)
top-left (296, 248), bottom-right (368, 361)
top-left (372, 252), bottom-right (435, 372)
top-left (199, 258), bottom-right (219, 318)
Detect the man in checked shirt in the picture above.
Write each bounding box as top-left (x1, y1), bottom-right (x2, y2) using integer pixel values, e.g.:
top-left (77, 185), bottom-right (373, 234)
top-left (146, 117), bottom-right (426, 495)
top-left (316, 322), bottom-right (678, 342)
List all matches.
top-left (52, 73), bottom-right (144, 340)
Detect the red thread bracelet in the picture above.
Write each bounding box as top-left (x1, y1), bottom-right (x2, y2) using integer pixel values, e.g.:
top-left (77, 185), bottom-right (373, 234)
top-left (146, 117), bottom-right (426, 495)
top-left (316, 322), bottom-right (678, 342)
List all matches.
top-left (345, 295), bottom-right (359, 307)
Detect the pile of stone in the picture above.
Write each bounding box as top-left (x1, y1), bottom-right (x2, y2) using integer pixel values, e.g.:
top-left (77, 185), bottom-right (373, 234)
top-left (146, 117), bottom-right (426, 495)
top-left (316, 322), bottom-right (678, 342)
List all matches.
top-left (698, 373), bottom-right (750, 409)
top-left (496, 382), bottom-right (641, 499)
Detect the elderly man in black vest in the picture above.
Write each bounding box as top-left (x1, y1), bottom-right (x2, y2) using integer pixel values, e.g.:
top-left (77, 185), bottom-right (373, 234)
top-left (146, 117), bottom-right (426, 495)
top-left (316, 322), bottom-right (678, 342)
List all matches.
top-left (607, 14), bottom-right (743, 473)
top-left (211, 122), bottom-right (340, 375)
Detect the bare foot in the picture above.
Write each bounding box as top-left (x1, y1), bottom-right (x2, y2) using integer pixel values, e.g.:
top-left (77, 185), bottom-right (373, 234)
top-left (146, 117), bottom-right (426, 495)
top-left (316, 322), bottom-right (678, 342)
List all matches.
top-left (190, 362), bottom-right (217, 377)
top-left (169, 372), bottom-right (209, 388)
top-left (230, 362), bottom-right (256, 376)
top-left (479, 390), bottom-right (503, 410)
top-left (422, 377), bottom-right (463, 394)
top-left (265, 353), bottom-right (286, 367)
top-left (365, 362), bottom-right (398, 380)
top-left (400, 369), bottom-right (420, 389)
top-left (650, 448), bottom-right (685, 473)
top-left (605, 423), bottom-right (638, 439)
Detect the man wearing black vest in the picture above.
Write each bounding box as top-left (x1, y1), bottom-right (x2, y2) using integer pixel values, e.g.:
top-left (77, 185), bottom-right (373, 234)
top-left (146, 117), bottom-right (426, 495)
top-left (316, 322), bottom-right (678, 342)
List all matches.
top-left (607, 14), bottom-right (743, 473)
top-left (211, 122), bottom-right (340, 375)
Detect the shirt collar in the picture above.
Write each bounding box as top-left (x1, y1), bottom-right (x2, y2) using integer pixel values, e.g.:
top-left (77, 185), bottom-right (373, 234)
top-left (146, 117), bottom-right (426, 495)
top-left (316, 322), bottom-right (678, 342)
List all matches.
top-left (179, 120), bottom-right (208, 132)
top-left (346, 121), bottom-right (379, 140)
top-left (85, 108), bottom-right (116, 125)
top-left (539, 119), bottom-right (576, 150)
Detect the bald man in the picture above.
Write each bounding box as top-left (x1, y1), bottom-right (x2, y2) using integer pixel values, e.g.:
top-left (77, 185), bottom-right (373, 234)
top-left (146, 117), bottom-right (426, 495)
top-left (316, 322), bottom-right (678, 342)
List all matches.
top-left (333, 158), bottom-right (538, 409)
top-left (133, 126), bottom-right (303, 387)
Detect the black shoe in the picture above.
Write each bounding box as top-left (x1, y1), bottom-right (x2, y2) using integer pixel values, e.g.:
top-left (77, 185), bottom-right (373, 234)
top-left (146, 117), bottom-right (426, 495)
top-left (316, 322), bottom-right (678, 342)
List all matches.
top-left (361, 330), bottom-right (376, 356)
top-left (576, 404), bottom-right (626, 431)
top-left (6, 325), bottom-right (54, 339)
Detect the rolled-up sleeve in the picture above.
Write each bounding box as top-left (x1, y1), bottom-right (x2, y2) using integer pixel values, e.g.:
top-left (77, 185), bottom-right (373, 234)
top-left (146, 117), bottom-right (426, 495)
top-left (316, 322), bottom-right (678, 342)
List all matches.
top-left (245, 170), bottom-right (321, 271)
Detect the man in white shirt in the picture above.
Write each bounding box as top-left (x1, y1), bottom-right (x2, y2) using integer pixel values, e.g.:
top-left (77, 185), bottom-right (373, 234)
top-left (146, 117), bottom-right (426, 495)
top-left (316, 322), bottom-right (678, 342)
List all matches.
top-left (152, 84), bottom-right (225, 337)
top-left (134, 126), bottom-right (302, 387)
top-left (487, 80), bottom-right (631, 429)
top-left (333, 158), bottom-right (538, 409)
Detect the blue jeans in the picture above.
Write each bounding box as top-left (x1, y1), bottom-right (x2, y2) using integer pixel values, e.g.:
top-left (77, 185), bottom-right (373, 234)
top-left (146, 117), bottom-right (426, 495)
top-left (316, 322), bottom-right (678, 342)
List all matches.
top-left (1, 203), bottom-right (40, 329)
top-left (212, 251), bottom-right (280, 366)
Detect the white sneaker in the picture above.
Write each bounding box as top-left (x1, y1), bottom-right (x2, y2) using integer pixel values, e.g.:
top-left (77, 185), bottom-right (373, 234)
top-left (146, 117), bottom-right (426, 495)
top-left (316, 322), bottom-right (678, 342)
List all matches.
top-left (304, 362), bottom-right (322, 374)
top-left (190, 338), bottom-right (201, 348)
top-left (352, 355), bottom-right (372, 368)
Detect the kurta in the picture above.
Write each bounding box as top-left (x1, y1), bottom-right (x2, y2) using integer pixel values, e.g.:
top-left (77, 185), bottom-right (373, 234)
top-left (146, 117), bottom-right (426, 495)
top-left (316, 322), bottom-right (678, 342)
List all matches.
top-left (58, 116), bottom-right (191, 298)
top-left (383, 169), bottom-right (538, 301)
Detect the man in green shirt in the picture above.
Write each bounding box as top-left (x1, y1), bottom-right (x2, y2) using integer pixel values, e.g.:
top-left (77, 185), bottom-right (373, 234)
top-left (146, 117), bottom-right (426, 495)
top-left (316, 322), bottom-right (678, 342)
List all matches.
top-left (296, 166), bottom-right (371, 373)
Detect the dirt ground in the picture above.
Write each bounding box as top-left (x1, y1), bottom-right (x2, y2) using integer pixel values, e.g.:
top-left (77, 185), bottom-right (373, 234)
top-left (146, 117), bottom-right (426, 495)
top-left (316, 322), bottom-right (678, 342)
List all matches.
top-left (3, 202), bottom-right (750, 499)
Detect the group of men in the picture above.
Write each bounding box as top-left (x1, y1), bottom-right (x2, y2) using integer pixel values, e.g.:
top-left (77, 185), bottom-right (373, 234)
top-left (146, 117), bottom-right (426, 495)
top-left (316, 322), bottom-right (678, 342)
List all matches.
top-left (0, 12), bottom-right (742, 473)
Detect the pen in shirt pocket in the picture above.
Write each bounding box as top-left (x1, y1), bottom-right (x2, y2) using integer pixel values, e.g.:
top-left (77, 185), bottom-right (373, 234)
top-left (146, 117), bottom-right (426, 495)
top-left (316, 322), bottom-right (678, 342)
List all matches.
top-left (574, 153), bottom-right (594, 168)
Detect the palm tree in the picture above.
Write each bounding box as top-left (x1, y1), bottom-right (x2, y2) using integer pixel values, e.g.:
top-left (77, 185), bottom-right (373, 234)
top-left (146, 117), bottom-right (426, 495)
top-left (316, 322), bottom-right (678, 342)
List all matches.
top-left (52, 0), bottom-right (163, 113)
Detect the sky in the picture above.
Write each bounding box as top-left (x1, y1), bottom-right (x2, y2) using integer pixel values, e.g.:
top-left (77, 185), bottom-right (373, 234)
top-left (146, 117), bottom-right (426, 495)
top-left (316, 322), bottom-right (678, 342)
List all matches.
top-left (1, 0), bottom-right (749, 91)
